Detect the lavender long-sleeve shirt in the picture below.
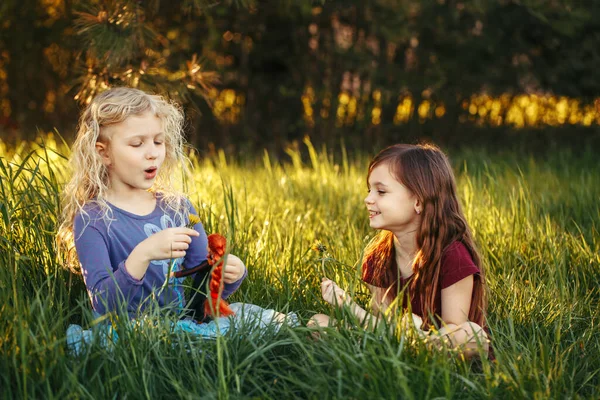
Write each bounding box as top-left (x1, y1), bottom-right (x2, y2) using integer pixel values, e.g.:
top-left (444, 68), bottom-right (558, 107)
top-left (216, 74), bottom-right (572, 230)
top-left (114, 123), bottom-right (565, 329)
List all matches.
top-left (74, 197), bottom-right (245, 316)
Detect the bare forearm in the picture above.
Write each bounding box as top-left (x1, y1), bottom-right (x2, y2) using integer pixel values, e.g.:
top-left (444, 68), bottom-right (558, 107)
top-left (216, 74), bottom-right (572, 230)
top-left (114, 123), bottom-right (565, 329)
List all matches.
top-left (431, 322), bottom-right (489, 355)
top-left (339, 298), bottom-right (382, 329)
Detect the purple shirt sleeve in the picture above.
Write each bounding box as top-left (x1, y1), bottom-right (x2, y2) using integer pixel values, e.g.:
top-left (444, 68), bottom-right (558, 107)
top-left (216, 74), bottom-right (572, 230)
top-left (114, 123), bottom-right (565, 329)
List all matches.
top-left (74, 215), bottom-right (143, 315)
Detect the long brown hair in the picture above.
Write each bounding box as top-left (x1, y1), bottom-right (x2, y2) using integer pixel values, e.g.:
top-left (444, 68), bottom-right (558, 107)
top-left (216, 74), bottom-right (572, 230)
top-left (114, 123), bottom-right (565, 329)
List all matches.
top-left (361, 143), bottom-right (486, 327)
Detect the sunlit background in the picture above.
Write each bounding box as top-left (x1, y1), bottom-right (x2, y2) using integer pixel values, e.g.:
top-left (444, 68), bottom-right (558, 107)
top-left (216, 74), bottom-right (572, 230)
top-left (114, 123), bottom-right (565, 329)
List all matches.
top-left (1, 1), bottom-right (600, 398)
top-left (2, 1), bottom-right (599, 152)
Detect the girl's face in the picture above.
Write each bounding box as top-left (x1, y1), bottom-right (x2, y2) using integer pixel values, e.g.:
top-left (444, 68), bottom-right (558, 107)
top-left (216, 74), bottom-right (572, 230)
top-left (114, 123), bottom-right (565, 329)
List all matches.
top-left (364, 162), bottom-right (421, 234)
top-left (96, 111), bottom-right (166, 196)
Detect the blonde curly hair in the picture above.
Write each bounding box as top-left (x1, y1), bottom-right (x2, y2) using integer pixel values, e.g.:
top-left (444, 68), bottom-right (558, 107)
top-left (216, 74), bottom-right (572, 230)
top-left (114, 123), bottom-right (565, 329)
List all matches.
top-left (57, 87), bottom-right (192, 273)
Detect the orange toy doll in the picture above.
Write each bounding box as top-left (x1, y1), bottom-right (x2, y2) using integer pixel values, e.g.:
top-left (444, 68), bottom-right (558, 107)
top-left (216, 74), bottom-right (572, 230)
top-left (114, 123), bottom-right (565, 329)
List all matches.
top-left (173, 233), bottom-right (235, 318)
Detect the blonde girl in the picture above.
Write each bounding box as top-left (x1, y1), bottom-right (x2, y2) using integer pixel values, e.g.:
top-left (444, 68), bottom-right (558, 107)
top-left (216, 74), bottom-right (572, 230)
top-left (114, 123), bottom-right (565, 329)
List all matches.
top-left (57, 87), bottom-right (246, 318)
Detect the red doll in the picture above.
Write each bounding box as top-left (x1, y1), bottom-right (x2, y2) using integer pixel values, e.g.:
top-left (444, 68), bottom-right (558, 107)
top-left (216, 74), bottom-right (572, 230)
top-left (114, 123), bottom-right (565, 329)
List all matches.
top-left (172, 233), bottom-right (235, 318)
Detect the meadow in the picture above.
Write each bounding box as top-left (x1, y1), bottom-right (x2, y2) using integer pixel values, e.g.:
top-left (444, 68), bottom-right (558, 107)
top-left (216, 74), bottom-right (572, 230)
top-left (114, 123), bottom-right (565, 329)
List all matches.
top-left (1, 135), bottom-right (599, 399)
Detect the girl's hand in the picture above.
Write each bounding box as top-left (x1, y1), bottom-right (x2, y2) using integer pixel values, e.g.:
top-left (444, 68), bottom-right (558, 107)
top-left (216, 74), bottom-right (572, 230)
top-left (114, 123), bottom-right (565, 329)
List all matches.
top-left (222, 254), bottom-right (246, 283)
top-left (321, 278), bottom-right (349, 307)
top-left (138, 227), bottom-right (199, 261)
top-left (401, 312), bottom-right (424, 332)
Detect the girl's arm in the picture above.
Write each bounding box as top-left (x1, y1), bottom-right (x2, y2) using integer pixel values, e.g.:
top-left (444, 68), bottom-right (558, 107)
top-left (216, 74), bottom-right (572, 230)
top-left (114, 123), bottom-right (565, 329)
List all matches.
top-left (432, 242), bottom-right (488, 355)
top-left (74, 219), bottom-right (144, 315)
top-left (436, 275), bottom-right (489, 356)
top-left (75, 213), bottom-right (199, 313)
top-left (368, 285), bottom-right (389, 316)
top-left (322, 280), bottom-right (423, 331)
top-left (440, 274), bottom-right (473, 328)
top-left (125, 226), bottom-right (199, 280)
top-left (321, 279), bottom-right (381, 328)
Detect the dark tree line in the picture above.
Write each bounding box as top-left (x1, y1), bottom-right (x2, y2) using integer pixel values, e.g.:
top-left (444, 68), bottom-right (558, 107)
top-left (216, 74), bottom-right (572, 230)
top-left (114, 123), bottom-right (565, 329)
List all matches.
top-left (1, 0), bottom-right (599, 153)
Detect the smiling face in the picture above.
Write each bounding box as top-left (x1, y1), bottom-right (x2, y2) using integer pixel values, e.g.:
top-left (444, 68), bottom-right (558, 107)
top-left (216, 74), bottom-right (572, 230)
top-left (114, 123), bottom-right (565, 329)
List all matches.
top-left (364, 162), bottom-right (421, 235)
top-left (96, 110), bottom-right (166, 197)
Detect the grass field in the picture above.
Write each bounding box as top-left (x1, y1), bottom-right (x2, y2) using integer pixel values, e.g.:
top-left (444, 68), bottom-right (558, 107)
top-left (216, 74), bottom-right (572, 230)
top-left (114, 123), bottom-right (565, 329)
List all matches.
top-left (1, 135), bottom-right (599, 399)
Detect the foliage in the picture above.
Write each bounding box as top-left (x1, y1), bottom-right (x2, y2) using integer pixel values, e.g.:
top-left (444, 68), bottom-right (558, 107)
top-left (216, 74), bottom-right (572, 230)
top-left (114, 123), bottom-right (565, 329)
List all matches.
top-left (0, 138), bottom-right (599, 398)
top-left (1, 1), bottom-right (599, 151)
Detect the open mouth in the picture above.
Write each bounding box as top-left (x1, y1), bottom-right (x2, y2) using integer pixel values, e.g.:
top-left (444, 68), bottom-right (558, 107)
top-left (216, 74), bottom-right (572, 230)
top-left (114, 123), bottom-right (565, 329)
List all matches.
top-left (144, 167), bottom-right (157, 179)
top-left (368, 210), bottom-right (381, 218)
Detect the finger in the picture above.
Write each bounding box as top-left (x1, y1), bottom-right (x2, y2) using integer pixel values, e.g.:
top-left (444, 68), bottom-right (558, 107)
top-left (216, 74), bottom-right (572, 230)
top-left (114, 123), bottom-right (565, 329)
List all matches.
top-left (223, 275), bottom-right (239, 284)
top-left (175, 234), bottom-right (193, 244)
top-left (321, 283), bottom-right (328, 295)
top-left (226, 254), bottom-right (240, 263)
top-left (174, 227), bottom-right (200, 237)
top-left (223, 272), bottom-right (239, 281)
top-left (170, 250), bottom-right (186, 259)
top-left (327, 291), bottom-right (336, 303)
top-left (223, 263), bottom-right (238, 271)
top-left (170, 242), bottom-right (189, 251)
top-left (224, 259), bottom-right (241, 269)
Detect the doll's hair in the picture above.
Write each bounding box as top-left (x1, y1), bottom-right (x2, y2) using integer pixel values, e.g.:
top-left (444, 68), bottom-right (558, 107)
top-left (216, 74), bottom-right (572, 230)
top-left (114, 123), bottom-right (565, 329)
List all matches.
top-left (57, 86), bottom-right (191, 272)
top-left (361, 143), bottom-right (486, 328)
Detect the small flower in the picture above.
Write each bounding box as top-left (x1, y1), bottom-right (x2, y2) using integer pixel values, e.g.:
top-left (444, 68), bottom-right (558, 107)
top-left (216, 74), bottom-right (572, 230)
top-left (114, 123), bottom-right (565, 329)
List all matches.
top-left (311, 240), bottom-right (329, 278)
top-left (187, 214), bottom-right (201, 229)
top-left (311, 240), bottom-right (327, 254)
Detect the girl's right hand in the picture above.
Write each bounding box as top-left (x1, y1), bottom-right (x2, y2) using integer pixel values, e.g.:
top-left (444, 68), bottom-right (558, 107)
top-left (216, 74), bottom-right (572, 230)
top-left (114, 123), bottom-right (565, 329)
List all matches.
top-left (138, 227), bottom-right (199, 261)
top-left (321, 278), bottom-right (349, 307)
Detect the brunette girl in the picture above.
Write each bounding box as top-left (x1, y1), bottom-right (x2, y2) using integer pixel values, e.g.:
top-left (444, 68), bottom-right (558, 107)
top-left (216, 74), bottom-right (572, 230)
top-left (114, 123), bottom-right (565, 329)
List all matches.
top-left (311, 143), bottom-right (489, 357)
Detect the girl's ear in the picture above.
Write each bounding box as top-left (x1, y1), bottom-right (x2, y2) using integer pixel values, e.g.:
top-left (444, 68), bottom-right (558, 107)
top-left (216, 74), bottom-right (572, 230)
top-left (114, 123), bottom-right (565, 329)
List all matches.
top-left (95, 141), bottom-right (111, 166)
top-left (414, 198), bottom-right (422, 215)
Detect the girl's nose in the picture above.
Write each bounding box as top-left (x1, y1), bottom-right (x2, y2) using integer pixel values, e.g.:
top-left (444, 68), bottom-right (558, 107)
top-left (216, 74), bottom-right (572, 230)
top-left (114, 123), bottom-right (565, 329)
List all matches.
top-left (364, 192), bottom-right (374, 205)
top-left (146, 145), bottom-right (159, 159)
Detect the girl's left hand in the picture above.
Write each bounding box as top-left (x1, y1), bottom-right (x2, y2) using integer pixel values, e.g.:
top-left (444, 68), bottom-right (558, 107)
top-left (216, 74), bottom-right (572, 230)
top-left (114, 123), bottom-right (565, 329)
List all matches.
top-left (223, 254), bottom-right (246, 283)
top-left (321, 278), bottom-right (349, 307)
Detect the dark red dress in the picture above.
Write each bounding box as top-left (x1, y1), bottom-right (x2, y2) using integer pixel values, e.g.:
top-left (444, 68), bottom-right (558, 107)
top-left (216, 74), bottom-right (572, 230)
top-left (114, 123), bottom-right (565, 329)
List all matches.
top-left (362, 241), bottom-right (492, 358)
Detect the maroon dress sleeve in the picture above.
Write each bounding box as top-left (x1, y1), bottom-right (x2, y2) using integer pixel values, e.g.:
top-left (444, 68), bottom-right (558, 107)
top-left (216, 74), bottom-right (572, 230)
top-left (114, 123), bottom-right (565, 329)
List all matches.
top-left (440, 242), bottom-right (480, 289)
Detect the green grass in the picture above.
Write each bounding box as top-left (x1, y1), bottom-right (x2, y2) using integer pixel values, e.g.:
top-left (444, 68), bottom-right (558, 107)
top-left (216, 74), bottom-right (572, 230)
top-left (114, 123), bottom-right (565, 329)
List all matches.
top-left (1, 136), bottom-right (599, 399)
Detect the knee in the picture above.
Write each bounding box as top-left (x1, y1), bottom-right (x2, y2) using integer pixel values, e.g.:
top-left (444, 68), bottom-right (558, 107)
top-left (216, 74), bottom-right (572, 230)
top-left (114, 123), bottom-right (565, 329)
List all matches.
top-left (458, 322), bottom-right (488, 341)
top-left (307, 313), bottom-right (331, 328)
top-left (457, 322), bottom-right (489, 357)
